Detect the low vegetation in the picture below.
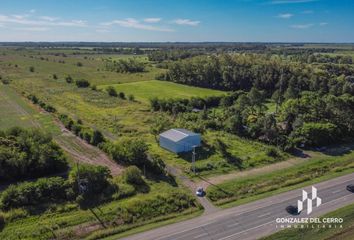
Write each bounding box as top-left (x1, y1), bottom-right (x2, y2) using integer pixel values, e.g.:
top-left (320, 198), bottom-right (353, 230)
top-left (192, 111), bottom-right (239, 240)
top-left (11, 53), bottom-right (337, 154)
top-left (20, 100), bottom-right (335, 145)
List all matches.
top-left (207, 148), bottom-right (354, 205)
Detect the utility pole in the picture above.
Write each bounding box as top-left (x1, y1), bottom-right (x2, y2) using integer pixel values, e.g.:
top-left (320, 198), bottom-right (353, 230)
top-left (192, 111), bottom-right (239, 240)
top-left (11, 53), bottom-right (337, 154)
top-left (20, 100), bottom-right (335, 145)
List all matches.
top-left (192, 146), bottom-right (196, 174)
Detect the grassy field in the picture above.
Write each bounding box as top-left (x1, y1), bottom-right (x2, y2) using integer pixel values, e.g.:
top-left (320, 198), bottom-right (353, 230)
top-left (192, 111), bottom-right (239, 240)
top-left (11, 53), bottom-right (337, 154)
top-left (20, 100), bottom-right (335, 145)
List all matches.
top-left (97, 80), bottom-right (226, 103)
top-left (206, 143), bottom-right (354, 207)
top-left (262, 202), bottom-right (354, 240)
top-left (0, 84), bottom-right (60, 135)
top-left (0, 47), bottom-right (288, 178)
top-left (0, 178), bottom-right (200, 240)
top-left (147, 130), bottom-right (288, 178)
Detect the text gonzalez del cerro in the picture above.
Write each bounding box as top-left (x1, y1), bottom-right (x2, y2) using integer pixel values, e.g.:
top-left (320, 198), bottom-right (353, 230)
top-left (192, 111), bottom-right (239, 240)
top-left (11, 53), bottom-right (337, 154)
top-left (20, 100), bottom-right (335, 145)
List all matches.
top-left (276, 218), bottom-right (343, 224)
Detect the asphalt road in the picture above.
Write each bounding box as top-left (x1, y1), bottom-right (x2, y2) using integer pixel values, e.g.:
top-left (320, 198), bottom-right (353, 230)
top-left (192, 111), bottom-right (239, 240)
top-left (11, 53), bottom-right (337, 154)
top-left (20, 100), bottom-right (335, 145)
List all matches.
top-left (122, 172), bottom-right (354, 240)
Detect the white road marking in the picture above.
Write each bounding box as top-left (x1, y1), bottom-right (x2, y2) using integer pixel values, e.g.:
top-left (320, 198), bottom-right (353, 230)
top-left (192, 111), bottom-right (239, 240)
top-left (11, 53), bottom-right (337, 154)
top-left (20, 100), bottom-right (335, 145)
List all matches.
top-left (218, 221), bottom-right (274, 240)
top-left (332, 189), bottom-right (342, 194)
top-left (258, 212), bottom-right (271, 218)
top-left (227, 222), bottom-right (239, 228)
top-left (193, 233), bottom-right (208, 239)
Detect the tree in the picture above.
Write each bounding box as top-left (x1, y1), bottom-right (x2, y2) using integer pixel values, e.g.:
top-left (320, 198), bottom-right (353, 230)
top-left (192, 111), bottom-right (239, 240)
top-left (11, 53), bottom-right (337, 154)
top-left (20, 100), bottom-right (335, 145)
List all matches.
top-left (65, 75), bottom-right (73, 83)
top-left (91, 130), bottom-right (105, 146)
top-left (75, 79), bottom-right (90, 88)
top-left (119, 92), bottom-right (125, 99)
top-left (106, 86), bottom-right (117, 97)
top-left (69, 164), bottom-right (112, 209)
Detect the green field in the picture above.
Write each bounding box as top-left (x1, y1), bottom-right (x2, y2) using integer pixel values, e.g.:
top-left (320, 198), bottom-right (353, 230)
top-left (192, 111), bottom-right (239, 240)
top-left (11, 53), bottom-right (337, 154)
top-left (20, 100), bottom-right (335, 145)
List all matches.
top-left (206, 143), bottom-right (354, 207)
top-left (0, 84), bottom-right (60, 135)
top-left (0, 178), bottom-right (200, 240)
top-left (98, 80), bottom-right (226, 103)
top-left (262, 202), bottom-right (354, 240)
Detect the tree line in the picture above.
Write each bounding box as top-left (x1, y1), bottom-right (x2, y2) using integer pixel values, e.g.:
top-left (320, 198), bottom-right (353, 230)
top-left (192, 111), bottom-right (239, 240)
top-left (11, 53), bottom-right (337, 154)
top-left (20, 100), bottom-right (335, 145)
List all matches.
top-left (158, 54), bottom-right (354, 97)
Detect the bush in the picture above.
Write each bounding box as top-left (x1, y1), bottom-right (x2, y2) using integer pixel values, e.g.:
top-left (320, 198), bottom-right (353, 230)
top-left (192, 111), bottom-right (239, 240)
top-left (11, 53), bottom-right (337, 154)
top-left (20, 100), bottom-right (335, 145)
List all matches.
top-left (106, 86), bottom-right (117, 97)
top-left (0, 127), bottom-right (68, 181)
top-left (292, 122), bottom-right (341, 147)
top-left (69, 164), bottom-right (113, 209)
top-left (123, 166), bottom-right (144, 185)
top-left (29, 66), bottom-right (35, 72)
top-left (128, 94), bottom-right (135, 101)
top-left (75, 79), bottom-right (90, 88)
top-left (0, 213), bottom-right (4, 229)
top-left (119, 92), bottom-right (125, 99)
top-left (0, 177), bottom-right (70, 210)
top-left (65, 75), bottom-right (73, 83)
top-left (53, 74), bottom-right (58, 79)
top-left (102, 138), bottom-right (148, 166)
top-left (112, 183), bottom-right (136, 200)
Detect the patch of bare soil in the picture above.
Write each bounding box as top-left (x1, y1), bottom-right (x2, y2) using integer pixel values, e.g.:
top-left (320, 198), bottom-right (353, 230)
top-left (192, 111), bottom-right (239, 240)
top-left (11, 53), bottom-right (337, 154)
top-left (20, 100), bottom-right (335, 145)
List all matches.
top-left (55, 120), bottom-right (123, 176)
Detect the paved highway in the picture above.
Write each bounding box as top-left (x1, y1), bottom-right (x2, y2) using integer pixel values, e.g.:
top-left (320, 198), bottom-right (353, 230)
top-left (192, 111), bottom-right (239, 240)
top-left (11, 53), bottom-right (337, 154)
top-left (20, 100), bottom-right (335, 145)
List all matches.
top-left (122, 172), bottom-right (354, 240)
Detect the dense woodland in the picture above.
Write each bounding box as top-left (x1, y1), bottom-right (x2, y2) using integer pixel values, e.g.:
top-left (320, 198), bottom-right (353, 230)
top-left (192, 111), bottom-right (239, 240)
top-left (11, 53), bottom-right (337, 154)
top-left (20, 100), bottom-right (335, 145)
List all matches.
top-left (150, 51), bottom-right (354, 150)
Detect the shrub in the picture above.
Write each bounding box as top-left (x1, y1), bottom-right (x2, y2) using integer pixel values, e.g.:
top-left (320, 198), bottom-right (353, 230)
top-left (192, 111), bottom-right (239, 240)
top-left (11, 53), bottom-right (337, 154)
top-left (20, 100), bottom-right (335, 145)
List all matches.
top-left (69, 164), bottom-right (114, 209)
top-left (29, 66), bottom-right (35, 72)
top-left (292, 122), bottom-right (341, 147)
top-left (0, 213), bottom-right (4, 229)
top-left (102, 138), bottom-right (148, 166)
top-left (75, 79), bottom-right (90, 88)
top-left (123, 166), bottom-right (144, 185)
top-left (119, 92), bottom-right (125, 99)
top-left (112, 183), bottom-right (136, 200)
top-left (128, 94), bottom-right (135, 101)
top-left (91, 130), bottom-right (105, 146)
top-left (65, 75), bottom-right (73, 83)
top-left (106, 86), bottom-right (118, 97)
top-left (0, 127), bottom-right (68, 181)
top-left (0, 177), bottom-right (70, 210)
top-left (53, 74), bottom-right (58, 80)
top-left (76, 62), bottom-right (83, 67)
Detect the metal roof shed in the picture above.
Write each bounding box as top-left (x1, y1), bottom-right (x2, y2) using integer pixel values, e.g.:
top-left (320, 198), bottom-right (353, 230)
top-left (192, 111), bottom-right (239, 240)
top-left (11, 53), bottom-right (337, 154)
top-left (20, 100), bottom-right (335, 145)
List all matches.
top-left (159, 128), bottom-right (201, 153)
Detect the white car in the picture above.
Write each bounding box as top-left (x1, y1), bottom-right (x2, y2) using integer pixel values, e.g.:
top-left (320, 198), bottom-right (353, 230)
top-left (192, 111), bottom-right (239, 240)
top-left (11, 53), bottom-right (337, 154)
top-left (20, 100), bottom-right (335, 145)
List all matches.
top-left (196, 187), bottom-right (204, 197)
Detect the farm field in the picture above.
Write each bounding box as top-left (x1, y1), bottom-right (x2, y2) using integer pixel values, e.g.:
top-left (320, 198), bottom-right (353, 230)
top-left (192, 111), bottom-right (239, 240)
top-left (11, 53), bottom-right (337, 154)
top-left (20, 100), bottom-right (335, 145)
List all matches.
top-left (97, 80), bottom-right (226, 103)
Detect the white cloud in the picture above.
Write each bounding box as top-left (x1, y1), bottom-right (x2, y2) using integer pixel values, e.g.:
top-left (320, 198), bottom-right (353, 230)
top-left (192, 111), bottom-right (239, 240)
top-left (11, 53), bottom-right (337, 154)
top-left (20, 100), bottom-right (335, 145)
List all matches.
top-left (319, 22), bottom-right (328, 26)
top-left (102, 18), bottom-right (174, 32)
top-left (270, 0), bottom-right (317, 4)
top-left (39, 16), bottom-right (58, 21)
top-left (143, 18), bottom-right (161, 23)
top-left (0, 14), bottom-right (87, 27)
top-left (291, 23), bottom-right (314, 29)
top-left (277, 13), bottom-right (294, 19)
top-left (16, 27), bottom-right (49, 31)
top-left (173, 19), bottom-right (200, 26)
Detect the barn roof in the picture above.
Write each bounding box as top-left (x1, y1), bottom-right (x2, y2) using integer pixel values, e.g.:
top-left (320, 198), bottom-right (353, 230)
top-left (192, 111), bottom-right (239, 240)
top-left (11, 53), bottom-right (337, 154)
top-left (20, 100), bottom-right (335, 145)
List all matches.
top-left (159, 128), bottom-right (199, 142)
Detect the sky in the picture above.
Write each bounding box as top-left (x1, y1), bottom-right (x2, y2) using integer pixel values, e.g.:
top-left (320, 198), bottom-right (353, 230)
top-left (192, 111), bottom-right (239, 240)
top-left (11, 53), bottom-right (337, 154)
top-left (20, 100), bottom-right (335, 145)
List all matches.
top-left (0, 0), bottom-right (353, 42)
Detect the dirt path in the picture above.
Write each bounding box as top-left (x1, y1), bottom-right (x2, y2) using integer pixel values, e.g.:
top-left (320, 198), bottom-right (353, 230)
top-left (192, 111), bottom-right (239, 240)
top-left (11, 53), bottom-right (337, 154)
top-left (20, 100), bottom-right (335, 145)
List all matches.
top-left (166, 165), bottom-right (219, 214)
top-left (54, 120), bottom-right (124, 176)
top-left (197, 152), bottom-right (313, 189)
top-left (1, 85), bottom-right (123, 176)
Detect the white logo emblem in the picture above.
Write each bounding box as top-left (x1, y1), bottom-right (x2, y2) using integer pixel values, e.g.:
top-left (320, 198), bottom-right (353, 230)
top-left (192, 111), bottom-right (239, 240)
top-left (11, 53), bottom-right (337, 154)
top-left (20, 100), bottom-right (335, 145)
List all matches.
top-left (297, 186), bottom-right (322, 214)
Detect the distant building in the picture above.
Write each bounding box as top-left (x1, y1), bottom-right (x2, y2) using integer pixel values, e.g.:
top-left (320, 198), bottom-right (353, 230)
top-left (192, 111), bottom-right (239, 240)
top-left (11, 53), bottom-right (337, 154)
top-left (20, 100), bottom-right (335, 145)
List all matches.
top-left (159, 128), bottom-right (201, 153)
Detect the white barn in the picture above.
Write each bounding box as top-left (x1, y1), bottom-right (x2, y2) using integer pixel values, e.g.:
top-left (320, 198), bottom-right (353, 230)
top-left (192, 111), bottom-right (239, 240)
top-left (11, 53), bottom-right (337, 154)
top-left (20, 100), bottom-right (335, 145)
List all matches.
top-left (159, 128), bottom-right (201, 153)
